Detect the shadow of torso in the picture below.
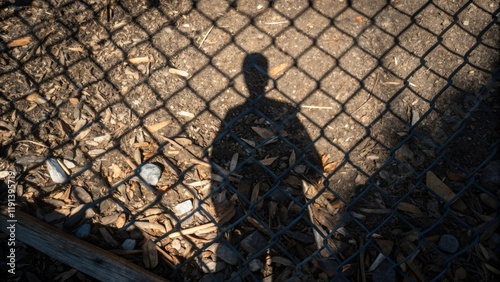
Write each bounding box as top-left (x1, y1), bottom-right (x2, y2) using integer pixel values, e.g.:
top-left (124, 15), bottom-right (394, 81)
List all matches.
top-left (204, 53), bottom-right (322, 279)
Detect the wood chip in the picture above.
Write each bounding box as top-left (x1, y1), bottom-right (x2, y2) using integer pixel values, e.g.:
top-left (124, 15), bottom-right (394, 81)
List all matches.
top-left (269, 62), bottom-right (290, 77)
top-left (426, 171), bottom-right (466, 210)
top-left (169, 68), bottom-right (190, 78)
top-left (128, 56), bottom-right (149, 64)
top-left (374, 239), bottom-right (394, 256)
top-left (7, 36), bottom-right (31, 48)
top-left (397, 202), bottom-right (423, 216)
top-left (133, 221), bottom-right (166, 232)
top-left (99, 227), bottom-right (119, 247)
top-left (26, 93), bottom-right (49, 104)
top-left (271, 256), bottom-right (294, 266)
top-left (142, 240), bottom-right (158, 269)
top-left (145, 120), bottom-right (171, 132)
top-left (116, 213), bottom-right (126, 229)
top-left (178, 111), bottom-right (194, 119)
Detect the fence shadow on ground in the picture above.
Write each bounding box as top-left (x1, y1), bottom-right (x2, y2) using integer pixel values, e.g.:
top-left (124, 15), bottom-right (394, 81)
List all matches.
top-left (0, 0), bottom-right (499, 281)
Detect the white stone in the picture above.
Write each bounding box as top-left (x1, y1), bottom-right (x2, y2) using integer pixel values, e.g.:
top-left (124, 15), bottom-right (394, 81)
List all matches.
top-left (173, 200), bottom-right (193, 217)
top-left (138, 163), bottom-right (162, 186)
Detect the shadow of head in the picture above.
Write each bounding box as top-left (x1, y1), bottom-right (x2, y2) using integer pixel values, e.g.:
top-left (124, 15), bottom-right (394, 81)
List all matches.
top-left (243, 53), bottom-right (269, 99)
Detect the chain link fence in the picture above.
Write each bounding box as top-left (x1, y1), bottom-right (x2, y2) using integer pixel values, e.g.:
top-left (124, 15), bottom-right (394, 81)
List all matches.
top-left (1, 0), bottom-right (499, 281)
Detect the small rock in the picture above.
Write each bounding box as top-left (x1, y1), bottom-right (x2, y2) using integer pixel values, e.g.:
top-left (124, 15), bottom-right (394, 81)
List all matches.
top-left (438, 234), bottom-right (459, 254)
top-left (137, 163), bottom-right (162, 186)
top-left (481, 161), bottom-right (500, 191)
top-left (75, 224), bottom-right (91, 239)
top-left (240, 231), bottom-right (267, 255)
top-left (463, 20), bottom-right (469, 26)
top-left (248, 259), bottom-right (263, 272)
top-left (71, 186), bottom-right (92, 203)
top-left (122, 239), bottom-right (136, 250)
top-left (207, 243), bottom-right (239, 265)
top-left (172, 200), bottom-right (193, 217)
top-left (372, 260), bottom-right (396, 282)
top-left (46, 158), bottom-right (69, 183)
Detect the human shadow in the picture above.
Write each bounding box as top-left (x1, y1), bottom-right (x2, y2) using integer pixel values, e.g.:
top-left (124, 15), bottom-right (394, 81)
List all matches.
top-left (204, 53), bottom-right (337, 280)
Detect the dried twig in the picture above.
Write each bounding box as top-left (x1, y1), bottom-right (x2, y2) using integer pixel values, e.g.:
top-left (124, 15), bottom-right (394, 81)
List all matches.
top-left (167, 223), bottom-right (217, 238)
top-left (15, 140), bottom-right (48, 148)
top-left (199, 25), bottom-right (215, 48)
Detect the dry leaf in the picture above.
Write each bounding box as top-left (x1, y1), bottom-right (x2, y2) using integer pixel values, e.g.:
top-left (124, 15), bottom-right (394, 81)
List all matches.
top-left (142, 240), bottom-right (159, 269)
top-left (397, 202), bottom-right (423, 216)
top-left (269, 62), bottom-right (291, 77)
top-left (241, 138), bottom-right (255, 147)
top-left (260, 156), bottom-right (278, 166)
top-left (230, 153), bottom-right (239, 171)
top-left (145, 120), bottom-right (171, 132)
top-left (321, 154), bottom-right (330, 167)
top-left (169, 68), bottom-right (190, 78)
top-left (251, 183), bottom-right (260, 204)
top-left (251, 126), bottom-right (274, 139)
top-left (128, 56), bottom-right (149, 64)
top-left (426, 171), bottom-right (466, 210)
top-left (7, 36), bottom-right (31, 48)
top-left (56, 119), bottom-right (73, 137)
top-left (289, 150), bottom-right (296, 167)
top-left (324, 161), bottom-right (339, 173)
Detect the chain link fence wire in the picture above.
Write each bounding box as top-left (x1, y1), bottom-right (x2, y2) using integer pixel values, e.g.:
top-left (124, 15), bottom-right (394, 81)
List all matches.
top-left (1, 0), bottom-right (499, 281)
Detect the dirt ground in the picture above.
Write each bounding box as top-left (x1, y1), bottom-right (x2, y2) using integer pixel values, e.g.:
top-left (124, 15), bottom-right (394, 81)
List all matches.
top-left (0, 0), bottom-right (499, 281)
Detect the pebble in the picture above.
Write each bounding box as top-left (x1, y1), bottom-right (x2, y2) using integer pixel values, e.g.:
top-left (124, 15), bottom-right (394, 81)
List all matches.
top-left (248, 259), bottom-right (263, 272)
top-left (207, 243), bottom-right (239, 265)
top-left (240, 231), bottom-right (267, 255)
top-left (438, 234), bottom-right (459, 254)
top-left (481, 161), bottom-right (500, 191)
top-left (71, 186), bottom-right (93, 203)
top-left (172, 200), bottom-right (193, 217)
top-left (121, 239), bottom-right (136, 250)
top-left (75, 224), bottom-right (91, 239)
top-left (137, 163), bottom-right (162, 186)
top-left (46, 158), bottom-right (69, 183)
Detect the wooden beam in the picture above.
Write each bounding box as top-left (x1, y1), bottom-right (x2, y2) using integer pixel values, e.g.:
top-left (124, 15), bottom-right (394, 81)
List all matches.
top-left (0, 206), bottom-right (169, 282)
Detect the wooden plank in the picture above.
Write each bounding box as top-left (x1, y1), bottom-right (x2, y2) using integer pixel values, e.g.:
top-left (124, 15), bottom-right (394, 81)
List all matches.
top-left (0, 207), bottom-right (169, 282)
